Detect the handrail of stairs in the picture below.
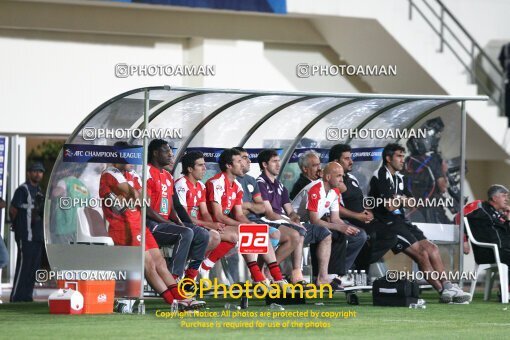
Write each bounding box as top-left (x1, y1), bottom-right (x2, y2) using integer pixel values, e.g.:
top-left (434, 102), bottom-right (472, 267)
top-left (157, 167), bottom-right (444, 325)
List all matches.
top-left (409, 0), bottom-right (505, 115)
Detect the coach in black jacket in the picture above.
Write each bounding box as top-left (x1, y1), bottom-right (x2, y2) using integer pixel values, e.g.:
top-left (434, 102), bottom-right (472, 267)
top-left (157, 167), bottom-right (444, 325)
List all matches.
top-left (467, 185), bottom-right (510, 265)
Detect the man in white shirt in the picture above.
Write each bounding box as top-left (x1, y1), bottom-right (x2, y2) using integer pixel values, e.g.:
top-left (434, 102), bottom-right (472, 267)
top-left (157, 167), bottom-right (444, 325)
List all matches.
top-left (292, 162), bottom-right (367, 283)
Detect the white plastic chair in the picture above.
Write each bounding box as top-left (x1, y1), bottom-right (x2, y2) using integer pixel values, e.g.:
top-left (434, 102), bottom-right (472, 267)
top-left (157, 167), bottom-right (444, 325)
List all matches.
top-left (76, 207), bottom-right (114, 246)
top-left (464, 217), bottom-right (508, 303)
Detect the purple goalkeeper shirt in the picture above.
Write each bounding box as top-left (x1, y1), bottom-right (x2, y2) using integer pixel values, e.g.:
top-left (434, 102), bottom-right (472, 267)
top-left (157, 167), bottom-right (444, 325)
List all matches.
top-left (256, 172), bottom-right (290, 215)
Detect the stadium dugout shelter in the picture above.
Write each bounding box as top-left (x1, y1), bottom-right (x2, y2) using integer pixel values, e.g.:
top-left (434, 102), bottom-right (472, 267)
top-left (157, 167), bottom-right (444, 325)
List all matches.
top-left (44, 86), bottom-right (487, 298)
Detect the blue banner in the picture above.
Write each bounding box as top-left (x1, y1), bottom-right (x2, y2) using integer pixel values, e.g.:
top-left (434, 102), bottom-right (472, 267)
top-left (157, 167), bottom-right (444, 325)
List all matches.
top-left (289, 147), bottom-right (384, 163)
top-left (184, 147), bottom-right (283, 163)
top-left (115, 0), bottom-right (287, 13)
top-left (351, 147), bottom-right (384, 162)
top-left (63, 144), bottom-right (143, 164)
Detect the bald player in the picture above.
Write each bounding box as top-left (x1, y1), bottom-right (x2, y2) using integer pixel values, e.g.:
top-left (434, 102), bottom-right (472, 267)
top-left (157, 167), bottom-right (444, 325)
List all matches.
top-left (292, 162), bottom-right (367, 286)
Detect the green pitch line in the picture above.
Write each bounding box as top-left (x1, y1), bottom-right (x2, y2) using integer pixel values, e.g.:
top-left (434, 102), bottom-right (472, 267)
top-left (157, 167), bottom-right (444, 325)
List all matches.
top-left (1, 292), bottom-right (509, 339)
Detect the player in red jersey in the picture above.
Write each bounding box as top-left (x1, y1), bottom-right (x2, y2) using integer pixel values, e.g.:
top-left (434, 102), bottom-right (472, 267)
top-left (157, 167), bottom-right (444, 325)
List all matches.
top-left (204, 148), bottom-right (287, 288)
top-left (98, 149), bottom-right (201, 310)
top-left (175, 151), bottom-right (237, 281)
top-left (292, 162), bottom-right (366, 287)
top-left (145, 140), bottom-right (212, 288)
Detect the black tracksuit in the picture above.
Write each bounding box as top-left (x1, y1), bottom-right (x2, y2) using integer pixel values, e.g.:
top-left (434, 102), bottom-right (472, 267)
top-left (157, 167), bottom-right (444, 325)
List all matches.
top-left (466, 201), bottom-right (510, 265)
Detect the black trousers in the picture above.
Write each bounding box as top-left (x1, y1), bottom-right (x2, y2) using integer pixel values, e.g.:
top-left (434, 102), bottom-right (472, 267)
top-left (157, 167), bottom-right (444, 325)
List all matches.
top-left (147, 220), bottom-right (209, 277)
top-left (474, 247), bottom-right (510, 267)
top-left (10, 239), bottom-right (43, 302)
top-left (354, 220), bottom-right (398, 272)
top-left (474, 247), bottom-right (510, 278)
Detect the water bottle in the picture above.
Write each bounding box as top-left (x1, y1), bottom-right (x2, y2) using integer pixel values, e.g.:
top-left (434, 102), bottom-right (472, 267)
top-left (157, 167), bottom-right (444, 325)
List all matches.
top-left (409, 303), bottom-right (427, 309)
top-left (360, 270), bottom-right (367, 286)
top-left (171, 300), bottom-right (179, 313)
top-left (355, 270), bottom-right (362, 286)
top-left (137, 300), bottom-right (145, 315)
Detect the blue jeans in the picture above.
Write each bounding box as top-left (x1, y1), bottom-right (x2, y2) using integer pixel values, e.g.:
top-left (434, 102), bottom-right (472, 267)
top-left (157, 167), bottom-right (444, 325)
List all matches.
top-left (0, 235), bottom-right (8, 268)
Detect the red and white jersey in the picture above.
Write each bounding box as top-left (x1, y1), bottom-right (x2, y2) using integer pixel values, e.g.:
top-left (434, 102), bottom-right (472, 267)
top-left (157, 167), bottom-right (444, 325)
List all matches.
top-left (291, 179), bottom-right (340, 222)
top-left (174, 175), bottom-right (206, 220)
top-left (206, 172), bottom-right (243, 221)
top-left (99, 166), bottom-right (142, 230)
top-left (147, 163), bottom-right (174, 220)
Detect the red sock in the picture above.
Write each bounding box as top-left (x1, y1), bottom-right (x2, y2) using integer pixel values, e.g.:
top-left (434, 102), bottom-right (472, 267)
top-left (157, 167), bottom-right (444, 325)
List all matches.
top-left (169, 283), bottom-right (185, 300)
top-left (161, 289), bottom-right (174, 304)
top-left (201, 242), bottom-right (235, 270)
top-left (248, 261), bottom-right (266, 282)
top-left (268, 262), bottom-right (283, 281)
top-left (185, 268), bottom-right (199, 280)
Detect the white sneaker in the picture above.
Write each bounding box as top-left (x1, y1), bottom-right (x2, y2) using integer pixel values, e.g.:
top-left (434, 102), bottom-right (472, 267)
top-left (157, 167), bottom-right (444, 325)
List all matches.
top-left (440, 284), bottom-right (471, 304)
top-left (326, 274), bottom-right (339, 281)
top-left (253, 278), bottom-right (272, 293)
top-left (338, 274), bottom-right (355, 287)
top-left (198, 266), bottom-right (210, 280)
top-left (274, 279), bottom-right (293, 294)
top-left (177, 298), bottom-right (206, 311)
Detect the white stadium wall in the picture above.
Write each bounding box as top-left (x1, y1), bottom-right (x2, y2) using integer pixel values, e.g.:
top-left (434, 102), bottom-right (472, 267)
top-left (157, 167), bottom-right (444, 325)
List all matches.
top-left (2, 0), bottom-right (510, 134)
top-left (0, 32), bottom-right (186, 135)
top-left (0, 0), bottom-right (508, 199)
top-left (0, 0), bottom-right (509, 288)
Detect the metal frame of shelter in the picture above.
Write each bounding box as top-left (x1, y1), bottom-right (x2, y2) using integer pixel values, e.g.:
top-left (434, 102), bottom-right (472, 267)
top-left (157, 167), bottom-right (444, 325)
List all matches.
top-left (45, 86), bottom-right (488, 298)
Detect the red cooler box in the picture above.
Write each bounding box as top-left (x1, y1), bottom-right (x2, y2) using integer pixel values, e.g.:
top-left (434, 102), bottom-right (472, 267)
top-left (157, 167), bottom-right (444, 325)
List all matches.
top-left (48, 289), bottom-right (84, 315)
top-left (57, 270), bottom-right (116, 314)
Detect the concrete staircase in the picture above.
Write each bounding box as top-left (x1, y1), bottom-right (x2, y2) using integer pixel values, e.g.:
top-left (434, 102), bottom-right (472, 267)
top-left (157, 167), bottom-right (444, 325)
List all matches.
top-left (288, 0), bottom-right (510, 160)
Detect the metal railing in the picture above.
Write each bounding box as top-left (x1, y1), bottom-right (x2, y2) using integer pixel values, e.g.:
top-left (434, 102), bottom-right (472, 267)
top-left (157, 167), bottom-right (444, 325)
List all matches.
top-left (409, 0), bottom-right (505, 114)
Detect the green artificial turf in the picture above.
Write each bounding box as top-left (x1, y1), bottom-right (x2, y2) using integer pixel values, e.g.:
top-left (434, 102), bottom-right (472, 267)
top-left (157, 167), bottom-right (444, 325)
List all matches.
top-left (1, 292), bottom-right (509, 339)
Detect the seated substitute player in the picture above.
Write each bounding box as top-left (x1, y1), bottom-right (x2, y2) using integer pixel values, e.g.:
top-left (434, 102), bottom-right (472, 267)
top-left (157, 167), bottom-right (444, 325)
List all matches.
top-left (369, 143), bottom-right (471, 303)
top-left (292, 162), bottom-right (367, 286)
top-left (329, 144), bottom-right (398, 275)
top-left (174, 151), bottom-right (234, 280)
top-left (145, 139), bottom-right (211, 281)
top-left (98, 156), bottom-right (204, 310)
top-left (233, 147), bottom-right (299, 277)
top-left (288, 151), bottom-right (350, 279)
top-left (205, 148), bottom-right (288, 287)
top-left (163, 150), bottom-right (208, 242)
top-left (257, 149), bottom-right (345, 287)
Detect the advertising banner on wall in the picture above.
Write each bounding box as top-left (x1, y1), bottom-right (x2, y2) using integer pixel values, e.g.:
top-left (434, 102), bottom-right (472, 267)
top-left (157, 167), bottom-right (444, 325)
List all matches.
top-left (112, 0), bottom-right (287, 13)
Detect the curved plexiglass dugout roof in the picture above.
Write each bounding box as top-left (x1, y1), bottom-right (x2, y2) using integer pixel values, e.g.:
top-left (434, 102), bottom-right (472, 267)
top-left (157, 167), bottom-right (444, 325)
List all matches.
top-left (44, 86), bottom-right (487, 297)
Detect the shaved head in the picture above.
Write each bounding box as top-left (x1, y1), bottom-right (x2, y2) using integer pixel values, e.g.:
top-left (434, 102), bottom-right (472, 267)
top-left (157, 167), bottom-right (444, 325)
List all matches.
top-left (323, 162), bottom-right (343, 177)
top-left (322, 162), bottom-right (346, 193)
